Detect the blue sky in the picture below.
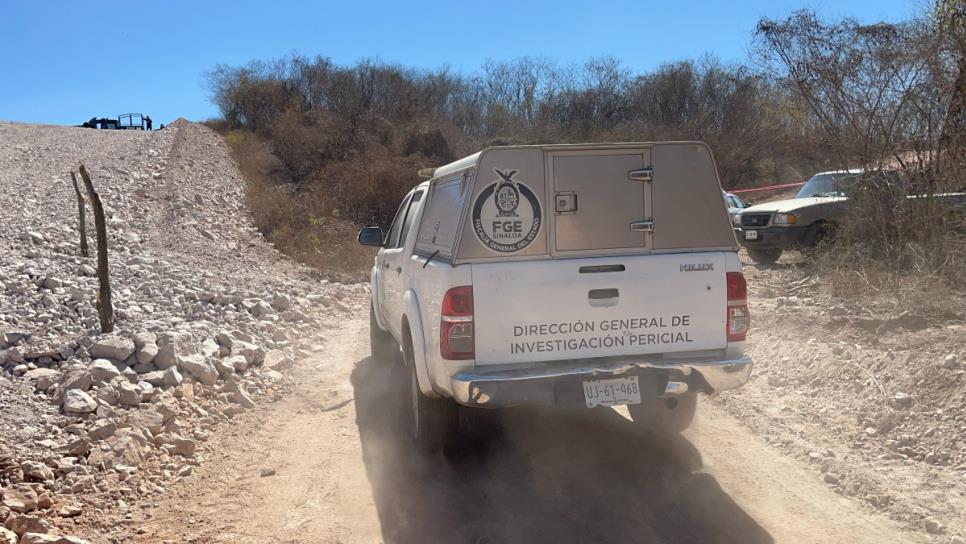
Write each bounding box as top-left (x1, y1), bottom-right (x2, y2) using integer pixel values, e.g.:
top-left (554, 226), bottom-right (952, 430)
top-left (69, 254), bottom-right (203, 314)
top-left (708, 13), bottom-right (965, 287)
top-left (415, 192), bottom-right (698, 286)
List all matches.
top-left (1, 0), bottom-right (919, 126)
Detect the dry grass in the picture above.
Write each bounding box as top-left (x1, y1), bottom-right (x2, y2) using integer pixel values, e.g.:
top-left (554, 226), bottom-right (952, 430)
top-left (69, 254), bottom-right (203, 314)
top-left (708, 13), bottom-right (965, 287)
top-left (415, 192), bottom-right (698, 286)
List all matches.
top-left (814, 191), bottom-right (966, 321)
top-left (224, 129), bottom-right (376, 280)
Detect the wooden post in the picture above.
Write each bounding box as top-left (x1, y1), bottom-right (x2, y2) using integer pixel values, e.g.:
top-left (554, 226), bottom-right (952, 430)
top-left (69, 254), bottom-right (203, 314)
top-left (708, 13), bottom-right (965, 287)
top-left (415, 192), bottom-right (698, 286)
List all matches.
top-left (78, 165), bottom-right (114, 333)
top-left (69, 171), bottom-right (89, 258)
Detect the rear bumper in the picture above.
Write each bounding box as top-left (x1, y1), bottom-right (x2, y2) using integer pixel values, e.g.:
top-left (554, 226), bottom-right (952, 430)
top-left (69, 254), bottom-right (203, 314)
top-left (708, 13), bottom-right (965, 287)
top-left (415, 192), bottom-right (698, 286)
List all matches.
top-left (735, 226), bottom-right (808, 250)
top-left (450, 355), bottom-right (752, 409)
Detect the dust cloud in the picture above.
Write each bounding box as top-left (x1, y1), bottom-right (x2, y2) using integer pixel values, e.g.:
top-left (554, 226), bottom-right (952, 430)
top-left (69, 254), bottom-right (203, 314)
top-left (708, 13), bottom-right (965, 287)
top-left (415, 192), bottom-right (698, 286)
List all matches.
top-left (350, 357), bottom-right (772, 544)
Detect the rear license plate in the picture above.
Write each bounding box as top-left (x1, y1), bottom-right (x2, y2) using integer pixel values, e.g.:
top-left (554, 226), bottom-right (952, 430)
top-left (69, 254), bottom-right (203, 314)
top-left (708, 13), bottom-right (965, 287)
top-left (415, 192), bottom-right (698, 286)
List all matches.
top-left (583, 376), bottom-right (641, 408)
top-left (745, 230), bottom-right (759, 240)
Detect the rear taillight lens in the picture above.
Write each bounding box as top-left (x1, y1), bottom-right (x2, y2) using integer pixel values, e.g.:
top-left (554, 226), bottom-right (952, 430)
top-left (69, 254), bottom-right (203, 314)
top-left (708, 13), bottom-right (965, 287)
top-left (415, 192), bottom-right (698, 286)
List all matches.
top-left (726, 272), bottom-right (750, 342)
top-left (441, 286), bottom-right (474, 360)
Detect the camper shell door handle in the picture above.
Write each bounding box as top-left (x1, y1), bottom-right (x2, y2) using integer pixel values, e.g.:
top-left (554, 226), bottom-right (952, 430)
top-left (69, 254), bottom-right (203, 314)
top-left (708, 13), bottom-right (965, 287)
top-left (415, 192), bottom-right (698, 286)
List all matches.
top-left (630, 220), bottom-right (654, 232)
top-left (628, 168), bottom-right (653, 182)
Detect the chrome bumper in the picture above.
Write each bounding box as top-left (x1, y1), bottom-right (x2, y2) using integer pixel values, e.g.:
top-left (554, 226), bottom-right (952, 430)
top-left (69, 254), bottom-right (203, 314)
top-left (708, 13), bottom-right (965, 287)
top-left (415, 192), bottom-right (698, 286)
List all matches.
top-left (450, 355), bottom-right (753, 408)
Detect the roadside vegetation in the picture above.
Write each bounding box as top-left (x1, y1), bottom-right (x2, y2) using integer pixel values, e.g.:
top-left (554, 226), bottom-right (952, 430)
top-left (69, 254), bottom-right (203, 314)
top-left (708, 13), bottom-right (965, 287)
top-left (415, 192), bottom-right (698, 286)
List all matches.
top-left (205, 5), bottom-right (964, 315)
top-left (755, 6), bottom-right (966, 315)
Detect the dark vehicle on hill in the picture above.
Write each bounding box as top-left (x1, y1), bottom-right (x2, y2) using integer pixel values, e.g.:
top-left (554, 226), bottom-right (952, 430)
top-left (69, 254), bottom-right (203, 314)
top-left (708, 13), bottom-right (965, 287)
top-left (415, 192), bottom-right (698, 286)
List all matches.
top-left (81, 113), bottom-right (147, 130)
top-left (734, 170), bottom-right (966, 264)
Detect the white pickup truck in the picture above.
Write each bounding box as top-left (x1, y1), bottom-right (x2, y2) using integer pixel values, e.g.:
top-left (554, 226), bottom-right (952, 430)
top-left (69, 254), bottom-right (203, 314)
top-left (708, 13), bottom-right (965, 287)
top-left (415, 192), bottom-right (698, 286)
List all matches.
top-left (358, 142), bottom-right (752, 453)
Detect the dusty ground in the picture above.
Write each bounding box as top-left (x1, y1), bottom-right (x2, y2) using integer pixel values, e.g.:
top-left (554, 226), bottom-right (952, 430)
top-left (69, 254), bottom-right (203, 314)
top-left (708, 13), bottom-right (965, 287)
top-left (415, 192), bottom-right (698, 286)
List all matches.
top-left (135, 302), bottom-right (952, 544)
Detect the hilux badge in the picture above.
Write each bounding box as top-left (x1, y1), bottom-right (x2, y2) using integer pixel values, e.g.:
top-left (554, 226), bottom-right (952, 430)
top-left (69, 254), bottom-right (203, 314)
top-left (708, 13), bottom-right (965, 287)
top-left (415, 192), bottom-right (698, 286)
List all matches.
top-left (680, 263), bottom-right (714, 272)
top-left (472, 168), bottom-right (542, 253)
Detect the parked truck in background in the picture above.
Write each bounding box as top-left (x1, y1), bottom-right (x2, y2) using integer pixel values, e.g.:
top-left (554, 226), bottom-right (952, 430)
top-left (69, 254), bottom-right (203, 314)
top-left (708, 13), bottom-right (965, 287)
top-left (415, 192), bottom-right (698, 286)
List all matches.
top-left (735, 169), bottom-right (966, 264)
top-left (358, 142), bottom-right (753, 454)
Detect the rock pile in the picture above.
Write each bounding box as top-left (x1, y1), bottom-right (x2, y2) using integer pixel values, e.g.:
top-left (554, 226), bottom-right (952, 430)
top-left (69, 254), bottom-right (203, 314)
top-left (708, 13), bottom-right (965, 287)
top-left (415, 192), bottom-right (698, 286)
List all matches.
top-left (0, 121), bottom-right (366, 542)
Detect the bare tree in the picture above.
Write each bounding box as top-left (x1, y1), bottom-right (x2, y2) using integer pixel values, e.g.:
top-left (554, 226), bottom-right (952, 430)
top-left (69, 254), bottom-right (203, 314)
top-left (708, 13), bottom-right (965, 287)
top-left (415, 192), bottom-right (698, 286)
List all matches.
top-left (936, 0), bottom-right (966, 162)
top-left (755, 9), bottom-right (964, 271)
top-left (69, 171), bottom-right (89, 258)
top-left (78, 165), bottom-right (114, 333)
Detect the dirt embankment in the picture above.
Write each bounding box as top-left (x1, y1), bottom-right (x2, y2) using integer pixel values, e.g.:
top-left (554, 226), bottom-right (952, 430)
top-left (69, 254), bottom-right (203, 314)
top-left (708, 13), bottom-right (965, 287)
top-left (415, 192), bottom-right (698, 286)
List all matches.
top-left (0, 121), bottom-right (363, 543)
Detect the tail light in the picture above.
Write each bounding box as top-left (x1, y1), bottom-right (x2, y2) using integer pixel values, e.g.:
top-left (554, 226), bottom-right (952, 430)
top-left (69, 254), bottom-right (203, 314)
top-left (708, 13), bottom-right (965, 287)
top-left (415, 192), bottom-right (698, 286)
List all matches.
top-left (441, 286), bottom-right (474, 360)
top-left (726, 272), bottom-right (750, 342)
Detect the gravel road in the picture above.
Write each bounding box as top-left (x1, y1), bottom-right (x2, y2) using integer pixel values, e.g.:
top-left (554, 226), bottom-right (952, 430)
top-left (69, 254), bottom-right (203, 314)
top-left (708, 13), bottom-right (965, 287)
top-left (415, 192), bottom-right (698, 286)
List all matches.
top-left (136, 310), bottom-right (929, 544)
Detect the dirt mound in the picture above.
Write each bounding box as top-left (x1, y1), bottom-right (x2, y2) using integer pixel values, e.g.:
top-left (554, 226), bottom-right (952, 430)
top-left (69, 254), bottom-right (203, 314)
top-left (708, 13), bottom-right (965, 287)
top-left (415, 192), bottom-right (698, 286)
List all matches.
top-left (0, 121), bottom-right (365, 543)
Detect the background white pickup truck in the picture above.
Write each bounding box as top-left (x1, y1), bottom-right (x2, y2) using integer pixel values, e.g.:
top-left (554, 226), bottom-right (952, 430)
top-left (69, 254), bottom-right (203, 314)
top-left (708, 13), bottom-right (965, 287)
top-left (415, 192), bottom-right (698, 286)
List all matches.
top-left (358, 142), bottom-right (752, 453)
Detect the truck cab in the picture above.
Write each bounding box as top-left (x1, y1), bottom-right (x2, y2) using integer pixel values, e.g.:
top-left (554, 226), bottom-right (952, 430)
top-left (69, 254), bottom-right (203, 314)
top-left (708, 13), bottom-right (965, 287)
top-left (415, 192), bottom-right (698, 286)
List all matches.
top-left (359, 142), bottom-right (752, 454)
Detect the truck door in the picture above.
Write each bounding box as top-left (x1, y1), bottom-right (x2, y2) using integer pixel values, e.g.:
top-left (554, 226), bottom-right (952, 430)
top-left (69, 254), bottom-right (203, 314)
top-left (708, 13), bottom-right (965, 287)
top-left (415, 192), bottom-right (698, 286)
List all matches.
top-left (379, 191), bottom-right (423, 337)
top-left (549, 149), bottom-right (652, 254)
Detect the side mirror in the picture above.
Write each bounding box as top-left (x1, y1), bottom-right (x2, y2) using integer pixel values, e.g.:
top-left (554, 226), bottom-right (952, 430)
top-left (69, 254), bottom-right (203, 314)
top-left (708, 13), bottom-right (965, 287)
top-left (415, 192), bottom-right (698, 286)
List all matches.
top-left (357, 226), bottom-right (384, 247)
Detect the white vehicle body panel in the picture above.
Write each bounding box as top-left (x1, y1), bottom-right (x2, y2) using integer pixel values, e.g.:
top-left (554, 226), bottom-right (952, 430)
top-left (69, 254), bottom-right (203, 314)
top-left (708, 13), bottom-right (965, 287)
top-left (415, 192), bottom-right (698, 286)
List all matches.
top-left (471, 252), bottom-right (728, 365)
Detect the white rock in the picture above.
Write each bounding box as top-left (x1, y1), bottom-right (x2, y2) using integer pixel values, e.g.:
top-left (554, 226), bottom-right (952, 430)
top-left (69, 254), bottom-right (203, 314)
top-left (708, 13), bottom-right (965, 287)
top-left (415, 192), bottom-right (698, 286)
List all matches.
top-left (251, 300), bottom-right (274, 317)
top-left (20, 534), bottom-right (92, 544)
top-left (271, 293), bottom-right (293, 311)
top-left (153, 344), bottom-right (177, 370)
top-left (213, 358), bottom-right (235, 378)
top-left (155, 433), bottom-right (196, 457)
top-left (232, 389), bottom-right (256, 409)
top-left (0, 527), bottom-right (16, 544)
top-left (117, 381), bottom-right (143, 406)
top-left (23, 368), bottom-right (61, 390)
top-left (136, 343), bottom-right (159, 364)
top-left (20, 460), bottom-right (54, 481)
top-left (63, 389), bottom-right (97, 414)
top-left (96, 385), bottom-right (119, 406)
top-left (225, 354), bottom-right (249, 373)
top-left (141, 370), bottom-right (166, 387)
top-left (178, 354), bottom-right (218, 386)
top-left (137, 380), bottom-right (156, 401)
top-left (90, 335), bottom-right (135, 361)
top-left (60, 367), bottom-right (93, 392)
top-left (88, 359), bottom-right (121, 382)
top-left (88, 420), bottom-right (116, 440)
top-left (20, 533), bottom-right (88, 544)
top-left (200, 338), bottom-right (220, 358)
top-left (216, 332), bottom-right (235, 349)
top-left (942, 354), bottom-right (959, 369)
top-left (233, 342), bottom-right (265, 366)
top-left (133, 331), bottom-right (157, 349)
top-left (163, 367), bottom-right (183, 387)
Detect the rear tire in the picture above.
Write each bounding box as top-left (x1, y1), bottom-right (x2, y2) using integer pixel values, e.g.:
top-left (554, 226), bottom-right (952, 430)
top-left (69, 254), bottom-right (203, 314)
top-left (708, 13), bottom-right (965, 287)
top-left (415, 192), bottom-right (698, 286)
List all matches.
top-left (369, 303), bottom-right (399, 363)
top-left (747, 248), bottom-right (782, 265)
top-left (802, 222), bottom-right (834, 248)
top-left (402, 328), bottom-right (458, 455)
top-left (628, 394), bottom-right (698, 435)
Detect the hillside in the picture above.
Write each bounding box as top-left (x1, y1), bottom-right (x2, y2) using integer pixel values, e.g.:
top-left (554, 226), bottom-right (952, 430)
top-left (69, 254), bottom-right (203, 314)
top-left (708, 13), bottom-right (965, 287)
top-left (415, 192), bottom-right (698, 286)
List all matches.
top-left (0, 121), bottom-right (364, 542)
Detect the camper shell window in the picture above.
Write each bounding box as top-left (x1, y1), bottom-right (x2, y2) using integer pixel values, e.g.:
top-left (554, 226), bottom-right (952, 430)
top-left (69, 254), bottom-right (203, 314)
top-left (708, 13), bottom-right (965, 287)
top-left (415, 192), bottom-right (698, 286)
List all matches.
top-left (413, 173), bottom-right (472, 260)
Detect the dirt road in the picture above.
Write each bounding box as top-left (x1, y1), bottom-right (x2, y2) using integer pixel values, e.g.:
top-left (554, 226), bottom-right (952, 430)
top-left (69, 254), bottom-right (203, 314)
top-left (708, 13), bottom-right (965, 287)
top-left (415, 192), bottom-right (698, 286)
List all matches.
top-left (137, 309), bottom-right (925, 544)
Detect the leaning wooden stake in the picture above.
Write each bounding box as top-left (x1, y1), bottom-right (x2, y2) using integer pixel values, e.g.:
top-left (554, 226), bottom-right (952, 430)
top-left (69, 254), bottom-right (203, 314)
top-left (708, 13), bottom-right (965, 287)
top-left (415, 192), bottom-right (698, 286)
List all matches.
top-left (78, 164), bottom-right (114, 333)
top-left (69, 171), bottom-right (89, 257)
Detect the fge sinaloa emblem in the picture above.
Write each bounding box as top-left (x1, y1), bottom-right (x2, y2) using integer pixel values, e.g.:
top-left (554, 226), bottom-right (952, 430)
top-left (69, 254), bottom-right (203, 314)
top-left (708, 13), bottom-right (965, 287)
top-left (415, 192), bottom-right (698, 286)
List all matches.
top-left (472, 168), bottom-right (542, 253)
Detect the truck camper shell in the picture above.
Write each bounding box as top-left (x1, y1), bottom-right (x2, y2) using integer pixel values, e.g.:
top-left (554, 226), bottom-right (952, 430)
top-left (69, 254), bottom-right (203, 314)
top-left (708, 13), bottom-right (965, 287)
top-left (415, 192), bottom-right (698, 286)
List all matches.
top-left (413, 142), bottom-right (737, 265)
